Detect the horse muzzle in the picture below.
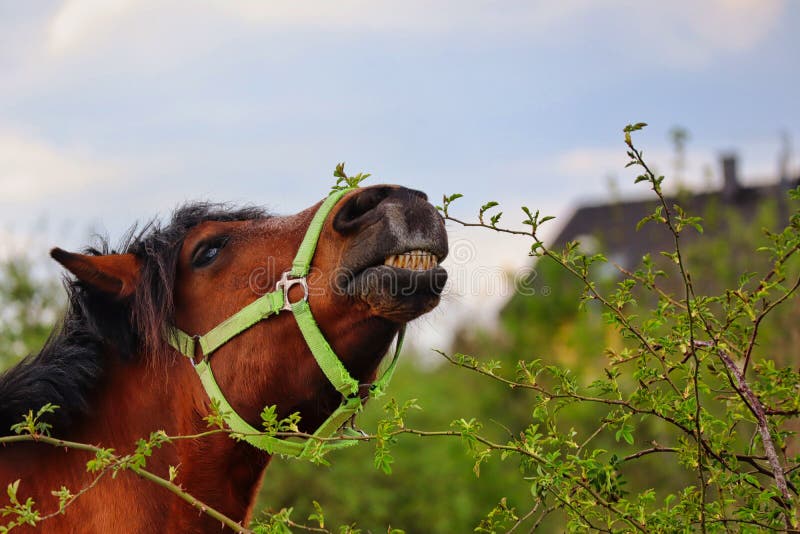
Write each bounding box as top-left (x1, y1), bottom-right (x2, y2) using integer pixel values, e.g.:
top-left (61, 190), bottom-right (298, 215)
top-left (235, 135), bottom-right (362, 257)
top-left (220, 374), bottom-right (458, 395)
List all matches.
top-left (332, 185), bottom-right (449, 322)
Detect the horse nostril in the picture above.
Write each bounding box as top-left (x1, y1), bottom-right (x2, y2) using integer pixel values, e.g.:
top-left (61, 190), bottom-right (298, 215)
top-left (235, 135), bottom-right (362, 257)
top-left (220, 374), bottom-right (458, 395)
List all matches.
top-left (333, 187), bottom-right (392, 233)
top-left (348, 188), bottom-right (390, 220)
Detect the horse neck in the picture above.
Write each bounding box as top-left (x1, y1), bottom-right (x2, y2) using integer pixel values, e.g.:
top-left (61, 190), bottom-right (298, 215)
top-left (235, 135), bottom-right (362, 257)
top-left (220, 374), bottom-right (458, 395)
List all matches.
top-left (73, 349), bottom-right (272, 525)
top-left (73, 353), bottom-right (185, 444)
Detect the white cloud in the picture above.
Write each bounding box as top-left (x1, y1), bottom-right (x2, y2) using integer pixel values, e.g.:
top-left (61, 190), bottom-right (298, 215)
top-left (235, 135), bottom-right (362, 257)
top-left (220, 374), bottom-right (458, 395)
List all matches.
top-left (43, 0), bottom-right (594, 48)
top-left (47, 0), bottom-right (137, 54)
top-left (623, 0), bottom-right (786, 68)
top-left (210, 1), bottom-right (593, 33)
top-left (556, 148), bottom-right (631, 178)
top-left (692, 0), bottom-right (784, 52)
top-left (556, 146), bottom-right (719, 188)
top-left (0, 129), bottom-right (116, 203)
top-left (39, 0), bottom-right (787, 68)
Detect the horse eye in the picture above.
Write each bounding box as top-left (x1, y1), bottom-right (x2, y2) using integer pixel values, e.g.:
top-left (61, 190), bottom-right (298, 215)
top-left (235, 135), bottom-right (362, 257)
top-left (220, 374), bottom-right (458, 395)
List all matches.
top-left (192, 237), bottom-right (229, 268)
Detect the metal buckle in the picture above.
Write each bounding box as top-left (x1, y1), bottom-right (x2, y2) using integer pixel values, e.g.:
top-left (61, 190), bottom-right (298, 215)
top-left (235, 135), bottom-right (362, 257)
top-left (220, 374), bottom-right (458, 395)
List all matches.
top-left (275, 271), bottom-right (309, 311)
top-left (190, 335), bottom-right (202, 368)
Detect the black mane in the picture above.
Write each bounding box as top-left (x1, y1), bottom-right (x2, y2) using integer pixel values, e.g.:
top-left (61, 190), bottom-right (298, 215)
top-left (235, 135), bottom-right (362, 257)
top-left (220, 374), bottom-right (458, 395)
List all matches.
top-left (0, 203), bottom-right (267, 435)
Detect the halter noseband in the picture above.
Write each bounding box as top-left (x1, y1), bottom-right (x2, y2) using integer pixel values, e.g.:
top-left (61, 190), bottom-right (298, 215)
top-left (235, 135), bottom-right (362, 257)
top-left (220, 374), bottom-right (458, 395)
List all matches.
top-left (166, 187), bottom-right (404, 458)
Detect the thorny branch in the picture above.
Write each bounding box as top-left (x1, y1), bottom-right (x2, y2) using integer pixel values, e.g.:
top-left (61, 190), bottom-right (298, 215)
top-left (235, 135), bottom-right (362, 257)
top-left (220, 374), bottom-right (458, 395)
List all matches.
top-left (693, 340), bottom-right (791, 505)
top-left (0, 433), bottom-right (252, 533)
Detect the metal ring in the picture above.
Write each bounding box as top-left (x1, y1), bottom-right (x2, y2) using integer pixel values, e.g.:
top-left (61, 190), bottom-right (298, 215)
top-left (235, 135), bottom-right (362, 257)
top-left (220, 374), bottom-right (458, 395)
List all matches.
top-left (275, 271), bottom-right (309, 311)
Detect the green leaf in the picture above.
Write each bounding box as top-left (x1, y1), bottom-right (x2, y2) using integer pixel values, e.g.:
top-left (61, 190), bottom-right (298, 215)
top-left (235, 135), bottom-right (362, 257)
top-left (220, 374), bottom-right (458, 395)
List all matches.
top-left (480, 201), bottom-right (499, 212)
top-left (623, 122), bottom-right (648, 132)
top-left (6, 480), bottom-right (19, 501)
top-left (331, 163), bottom-right (371, 191)
top-left (479, 201), bottom-right (499, 224)
top-left (308, 500), bottom-right (325, 529)
top-left (333, 162), bottom-right (347, 179)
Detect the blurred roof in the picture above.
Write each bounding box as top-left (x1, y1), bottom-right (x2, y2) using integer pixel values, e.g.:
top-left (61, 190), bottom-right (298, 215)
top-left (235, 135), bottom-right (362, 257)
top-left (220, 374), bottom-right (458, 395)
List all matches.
top-left (552, 156), bottom-right (799, 269)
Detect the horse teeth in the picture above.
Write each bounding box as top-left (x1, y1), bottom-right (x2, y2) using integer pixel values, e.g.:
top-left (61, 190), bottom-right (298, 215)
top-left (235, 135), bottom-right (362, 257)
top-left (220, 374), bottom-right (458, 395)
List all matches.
top-left (383, 251), bottom-right (439, 270)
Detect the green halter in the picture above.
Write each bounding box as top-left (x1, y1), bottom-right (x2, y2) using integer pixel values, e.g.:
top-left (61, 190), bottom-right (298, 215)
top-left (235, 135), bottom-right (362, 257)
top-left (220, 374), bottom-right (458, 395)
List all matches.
top-left (167, 187), bottom-right (404, 458)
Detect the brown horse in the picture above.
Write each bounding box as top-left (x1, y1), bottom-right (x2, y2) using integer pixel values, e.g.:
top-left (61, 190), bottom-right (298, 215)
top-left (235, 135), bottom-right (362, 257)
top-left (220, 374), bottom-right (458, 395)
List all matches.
top-left (0, 185), bottom-right (447, 532)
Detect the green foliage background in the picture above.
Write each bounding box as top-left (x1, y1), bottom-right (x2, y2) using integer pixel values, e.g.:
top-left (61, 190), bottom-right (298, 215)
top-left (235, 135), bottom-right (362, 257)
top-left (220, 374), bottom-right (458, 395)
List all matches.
top-left (0, 257), bottom-right (62, 370)
top-left (253, 200), bottom-right (800, 531)
top-left (2, 133), bottom-right (799, 532)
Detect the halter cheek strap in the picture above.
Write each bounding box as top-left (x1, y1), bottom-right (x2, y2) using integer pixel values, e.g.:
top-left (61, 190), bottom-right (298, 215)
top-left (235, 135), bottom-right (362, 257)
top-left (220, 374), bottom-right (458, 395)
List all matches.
top-left (166, 187), bottom-right (405, 458)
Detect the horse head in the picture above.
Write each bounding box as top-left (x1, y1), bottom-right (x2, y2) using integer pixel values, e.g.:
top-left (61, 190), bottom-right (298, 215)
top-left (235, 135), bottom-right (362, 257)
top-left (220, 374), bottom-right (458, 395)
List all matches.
top-left (50, 184), bottom-right (448, 435)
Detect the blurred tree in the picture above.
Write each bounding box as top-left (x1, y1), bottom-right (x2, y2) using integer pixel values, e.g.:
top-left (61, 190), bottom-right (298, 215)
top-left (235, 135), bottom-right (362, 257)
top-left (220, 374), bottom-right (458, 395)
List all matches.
top-left (0, 256), bottom-right (63, 370)
top-left (669, 126), bottom-right (690, 186)
top-left (255, 190), bottom-right (800, 533)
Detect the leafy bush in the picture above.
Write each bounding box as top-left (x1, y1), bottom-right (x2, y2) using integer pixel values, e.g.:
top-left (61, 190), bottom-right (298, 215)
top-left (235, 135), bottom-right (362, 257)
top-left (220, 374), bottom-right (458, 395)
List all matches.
top-left (260, 124), bottom-right (800, 532)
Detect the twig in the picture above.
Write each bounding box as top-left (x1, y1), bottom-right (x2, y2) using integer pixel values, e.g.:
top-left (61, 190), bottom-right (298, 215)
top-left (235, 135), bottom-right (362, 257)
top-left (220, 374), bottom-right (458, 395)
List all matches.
top-left (0, 433), bottom-right (252, 533)
top-left (506, 500), bottom-right (541, 533)
top-left (693, 341), bottom-right (792, 510)
top-left (37, 471), bottom-right (108, 523)
top-left (622, 445), bottom-right (678, 462)
top-left (743, 273), bottom-right (800, 373)
top-left (626, 139), bottom-right (708, 533)
top-left (527, 504), bottom-right (558, 533)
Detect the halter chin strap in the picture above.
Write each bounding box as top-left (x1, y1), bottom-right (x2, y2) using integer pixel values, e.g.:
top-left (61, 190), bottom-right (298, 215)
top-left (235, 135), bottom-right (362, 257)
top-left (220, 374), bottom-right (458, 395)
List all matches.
top-left (166, 187), bottom-right (405, 458)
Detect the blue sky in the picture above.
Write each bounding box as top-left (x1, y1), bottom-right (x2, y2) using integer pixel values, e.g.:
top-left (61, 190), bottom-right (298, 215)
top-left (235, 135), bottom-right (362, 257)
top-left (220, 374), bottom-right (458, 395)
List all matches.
top-left (1, 1), bottom-right (798, 348)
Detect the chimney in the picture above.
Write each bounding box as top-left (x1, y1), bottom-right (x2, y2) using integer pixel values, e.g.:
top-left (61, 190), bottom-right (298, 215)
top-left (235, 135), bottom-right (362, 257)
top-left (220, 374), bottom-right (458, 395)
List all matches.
top-left (721, 153), bottom-right (740, 201)
top-left (778, 131), bottom-right (791, 190)
top-left (777, 132), bottom-right (792, 225)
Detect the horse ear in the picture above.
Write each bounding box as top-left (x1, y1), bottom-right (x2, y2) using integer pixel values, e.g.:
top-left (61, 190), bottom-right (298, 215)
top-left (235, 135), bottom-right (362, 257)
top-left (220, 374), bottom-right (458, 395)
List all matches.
top-left (50, 248), bottom-right (141, 298)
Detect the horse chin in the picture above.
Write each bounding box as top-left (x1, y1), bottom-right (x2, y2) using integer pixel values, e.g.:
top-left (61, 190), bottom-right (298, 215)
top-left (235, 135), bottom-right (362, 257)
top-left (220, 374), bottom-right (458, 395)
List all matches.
top-left (347, 265), bottom-right (448, 323)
